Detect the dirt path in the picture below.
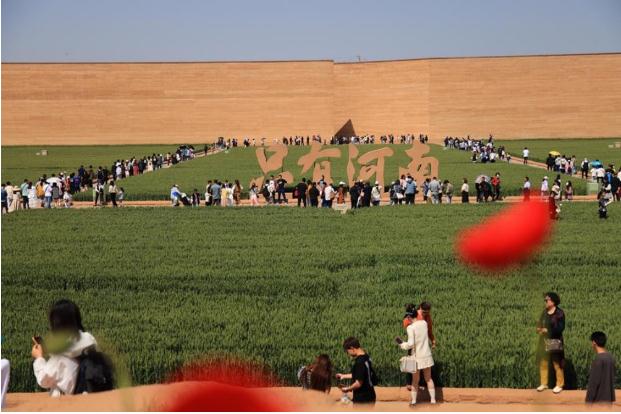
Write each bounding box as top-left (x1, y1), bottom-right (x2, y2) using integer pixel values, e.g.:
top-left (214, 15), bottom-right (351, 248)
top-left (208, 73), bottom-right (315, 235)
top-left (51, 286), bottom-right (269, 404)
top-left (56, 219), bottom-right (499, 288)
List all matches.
top-left (4, 384), bottom-right (619, 412)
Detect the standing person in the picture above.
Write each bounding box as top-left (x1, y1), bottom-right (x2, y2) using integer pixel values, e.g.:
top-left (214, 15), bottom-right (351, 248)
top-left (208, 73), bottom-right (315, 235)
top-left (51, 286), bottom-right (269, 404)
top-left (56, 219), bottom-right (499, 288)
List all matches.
top-left (585, 331), bottom-right (616, 404)
top-left (523, 147), bottom-right (529, 164)
top-left (20, 179), bottom-right (30, 209)
top-left (371, 182), bottom-right (381, 206)
top-left (564, 182), bottom-right (574, 201)
top-left (296, 178), bottom-right (308, 208)
top-left (205, 180), bottom-right (213, 206)
top-left (442, 180), bottom-right (453, 204)
top-left (491, 173), bottom-right (501, 201)
top-left (429, 177), bottom-right (441, 204)
top-left (191, 189), bottom-right (201, 207)
top-left (336, 337), bottom-right (377, 406)
top-left (30, 299), bottom-right (106, 397)
top-left (297, 354), bottom-right (333, 393)
top-left (1, 184), bottom-right (8, 214)
top-left (460, 178), bottom-right (469, 203)
top-left (108, 180), bottom-right (118, 207)
top-left (226, 183), bottom-right (235, 207)
top-left (396, 306), bottom-right (436, 406)
top-left (536, 292), bottom-right (566, 394)
top-left (323, 183), bottom-right (334, 208)
top-left (51, 183), bottom-right (61, 208)
top-left (43, 181), bottom-right (53, 208)
top-left (523, 177), bottom-right (532, 201)
top-left (117, 188), bottom-right (125, 207)
top-left (308, 182), bottom-right (320, 208)
top-left (404, 176), bottom-right (417, 205)
top-left (541, 177), bottom-right (549, 199)
top-left (233, 180), bottom-right (242, 206)
top-left (249, 183), bottom-right (260, 207)
top-left (581, 158), bottom-right (590, 179)
top-left (349, 182), bottom-right (360, 209)
top-left (276, 175), bottom-right (288, 204)
top-left (211, 181), bottom-right (221, 206)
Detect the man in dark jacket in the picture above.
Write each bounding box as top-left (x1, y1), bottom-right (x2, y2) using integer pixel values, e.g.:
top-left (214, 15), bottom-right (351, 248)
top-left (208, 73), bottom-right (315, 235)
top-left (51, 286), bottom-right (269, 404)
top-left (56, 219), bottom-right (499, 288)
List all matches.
top-left (586, 331), bottom-right (616, 404)
top-left (349, 183), bottom-right (359, 209)
top-left (296, 178), bottom-right (308, 208)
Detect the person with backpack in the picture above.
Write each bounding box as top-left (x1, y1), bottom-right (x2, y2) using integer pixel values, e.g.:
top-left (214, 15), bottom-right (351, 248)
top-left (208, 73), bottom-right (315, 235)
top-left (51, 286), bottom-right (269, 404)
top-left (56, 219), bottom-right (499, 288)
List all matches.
top-left (336, 337), bottom-right (377, 405)
top-left (31, 299), bottom-right (113, 397)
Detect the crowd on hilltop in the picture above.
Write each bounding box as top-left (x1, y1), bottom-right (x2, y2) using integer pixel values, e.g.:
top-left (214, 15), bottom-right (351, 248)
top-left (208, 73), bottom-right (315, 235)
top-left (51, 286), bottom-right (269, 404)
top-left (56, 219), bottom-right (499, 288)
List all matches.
top-left (1, 145), bottom-right (199, 213)
top-left (4, 294), bottom-right (615, 409)
top-left (214, 134), bottom-right (430, 149)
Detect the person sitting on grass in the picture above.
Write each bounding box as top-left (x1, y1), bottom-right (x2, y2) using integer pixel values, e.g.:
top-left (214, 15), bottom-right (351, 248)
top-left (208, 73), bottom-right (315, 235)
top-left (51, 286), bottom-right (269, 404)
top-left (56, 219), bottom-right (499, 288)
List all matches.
top-left (31, 300), bottom-right (100, 397)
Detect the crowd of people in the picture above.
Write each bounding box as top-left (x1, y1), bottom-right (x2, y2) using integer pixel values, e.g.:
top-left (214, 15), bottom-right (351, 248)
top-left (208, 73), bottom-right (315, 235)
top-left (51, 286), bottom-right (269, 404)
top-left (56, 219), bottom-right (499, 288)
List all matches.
top-left (1, 145), bottom-right (199, 213)
top-left (0, 291), bottom-right (615, 409)
top-left (214, 134), bottom-right (430, 150)
top-left (169, 173), bottom-right (508, 209)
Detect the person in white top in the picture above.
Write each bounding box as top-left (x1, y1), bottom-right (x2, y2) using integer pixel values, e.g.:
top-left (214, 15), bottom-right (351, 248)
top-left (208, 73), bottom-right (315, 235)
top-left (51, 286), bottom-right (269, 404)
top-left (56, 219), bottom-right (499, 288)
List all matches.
top-left (540, 177), bottom-right (549, 199)
top-left (522, 177), bottom-right (532, 201)
top-left (31, 300), bottom-right (99, 397)
top-left (522, 147), bottom-right (529, 165)
top-left (371, 182), bottom-right (381, 206)
top-left (323, 184), bottom-right (335, 208)
top-left (396, 306), bottom-right (436, 406)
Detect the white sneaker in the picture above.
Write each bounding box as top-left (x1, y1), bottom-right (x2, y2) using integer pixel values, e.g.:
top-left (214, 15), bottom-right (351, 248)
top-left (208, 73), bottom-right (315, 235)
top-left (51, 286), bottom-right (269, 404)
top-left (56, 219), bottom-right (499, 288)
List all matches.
top-left (536, 385), bottom-right (548, 392)
top-left (430, 400), bottom-right (437, 404)
top-left (409, 401), bottom-right (416, 407)
top-left (552, 386), bottom-right (563, 394)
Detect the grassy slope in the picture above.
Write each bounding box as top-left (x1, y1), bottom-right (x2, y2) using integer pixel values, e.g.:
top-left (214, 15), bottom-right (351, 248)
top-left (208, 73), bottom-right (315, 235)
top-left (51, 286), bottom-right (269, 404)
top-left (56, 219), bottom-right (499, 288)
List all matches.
top-left (498, 138), bottom-right (621, 165)
top-left (0, 145), bottom-right (197, 184)
top-left (74, 144), bottom-right (588, 200)
top-left (2, 203), bottom-right (620, 391)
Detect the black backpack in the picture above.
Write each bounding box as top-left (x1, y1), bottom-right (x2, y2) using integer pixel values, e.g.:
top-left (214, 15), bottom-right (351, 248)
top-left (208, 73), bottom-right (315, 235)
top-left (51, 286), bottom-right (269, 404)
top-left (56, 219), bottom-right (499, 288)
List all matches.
top-left (73, 347), bottom-right (115, 394)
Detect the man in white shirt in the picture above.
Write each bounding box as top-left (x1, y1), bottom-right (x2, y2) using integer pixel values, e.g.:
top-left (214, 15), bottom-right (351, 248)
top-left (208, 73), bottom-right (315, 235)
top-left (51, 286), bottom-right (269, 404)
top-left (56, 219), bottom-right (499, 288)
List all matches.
top-left (323, 184), bottom-right (334, 208)
top-left (522, 147), bottom-right (530, 165)
top-left (523, 177), bottom-right (532, 201)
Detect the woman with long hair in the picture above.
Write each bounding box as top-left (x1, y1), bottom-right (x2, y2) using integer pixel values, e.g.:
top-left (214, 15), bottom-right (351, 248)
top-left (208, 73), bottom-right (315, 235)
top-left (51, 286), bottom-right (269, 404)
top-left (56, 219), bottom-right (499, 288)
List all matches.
top-left (233, 180), bottom-right (242, 205)
top-left (31, 300), bottom-right (100, 397)
top-left (397, 304), bottom-right (436, 406)
top-left (298, 354), bottom-right (333, 393)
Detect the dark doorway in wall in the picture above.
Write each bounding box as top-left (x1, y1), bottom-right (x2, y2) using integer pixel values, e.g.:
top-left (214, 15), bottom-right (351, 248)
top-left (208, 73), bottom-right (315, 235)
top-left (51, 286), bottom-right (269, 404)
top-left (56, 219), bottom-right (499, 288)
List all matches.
top-left (334, 119), bottom-right (356, 139)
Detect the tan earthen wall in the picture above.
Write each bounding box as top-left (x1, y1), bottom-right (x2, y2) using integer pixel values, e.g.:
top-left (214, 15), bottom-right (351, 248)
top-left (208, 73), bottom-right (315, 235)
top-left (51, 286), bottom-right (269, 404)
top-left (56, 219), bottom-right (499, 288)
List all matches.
top-left (2, 54), bottom-right (620, 145)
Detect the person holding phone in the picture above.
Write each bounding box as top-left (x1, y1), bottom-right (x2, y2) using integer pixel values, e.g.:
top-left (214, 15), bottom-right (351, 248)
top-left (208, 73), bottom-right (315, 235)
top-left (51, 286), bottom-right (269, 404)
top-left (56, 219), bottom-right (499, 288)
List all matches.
top-left (335, 337), bottom-right (376, 405)
top-left (31, 299), bottom-right (98, 397)
top-left (396, 305), bottom-right (436, 406)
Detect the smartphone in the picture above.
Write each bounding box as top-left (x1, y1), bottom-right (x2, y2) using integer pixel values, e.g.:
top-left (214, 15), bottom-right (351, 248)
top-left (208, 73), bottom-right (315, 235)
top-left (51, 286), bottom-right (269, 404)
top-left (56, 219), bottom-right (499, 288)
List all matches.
top-left (33, 335), bottom-right (43, 345)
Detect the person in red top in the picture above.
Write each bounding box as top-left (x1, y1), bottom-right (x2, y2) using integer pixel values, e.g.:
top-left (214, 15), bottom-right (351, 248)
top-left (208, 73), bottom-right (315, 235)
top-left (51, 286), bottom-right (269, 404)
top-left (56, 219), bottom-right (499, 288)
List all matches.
top-left (403, 303), bottom-right (436, 347)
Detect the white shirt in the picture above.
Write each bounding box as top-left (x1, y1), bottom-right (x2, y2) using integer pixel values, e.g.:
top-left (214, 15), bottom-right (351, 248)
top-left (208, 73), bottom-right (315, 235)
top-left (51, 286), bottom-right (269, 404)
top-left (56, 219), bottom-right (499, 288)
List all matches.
top-left (524, 181), bottom-right (531, 190)
top-left (324, 186), bottom-right (334, 201)
top-left (400, 320), bottom-right (434, 368)
top-left (541, 180), bottom-right (549, 192)
top-left (523, 149), bottom-right (529, 158)
top-left (461, 183), bottom-right (469, 192)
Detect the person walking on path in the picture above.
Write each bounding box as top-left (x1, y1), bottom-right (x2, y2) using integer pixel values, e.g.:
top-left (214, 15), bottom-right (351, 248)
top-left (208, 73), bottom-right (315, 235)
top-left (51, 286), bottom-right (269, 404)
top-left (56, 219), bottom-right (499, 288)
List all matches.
top-left (108, 180), bottom-right (118, 207)
top-left (396, 305), bottom-right (437, 406)
top-left (536, 292), bottom-right (566, 394)
top-left (523, 147), bottom-right (529, 164)
top-left (523, 177), bottom-right (531, 201)
top-left (296, 178), bottom-right (308, 208)
top-left (585, 331), bottom-right (616, 404)
top-left (461, 178), bottom-right (469, 203)
top-left (336, 337), bottom-right (377, 406)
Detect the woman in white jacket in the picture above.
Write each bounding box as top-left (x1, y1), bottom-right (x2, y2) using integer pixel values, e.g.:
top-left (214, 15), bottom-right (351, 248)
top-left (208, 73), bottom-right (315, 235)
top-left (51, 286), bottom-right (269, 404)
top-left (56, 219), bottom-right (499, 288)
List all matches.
top-left (397, 306), bottom-right (436, 406)
top-left (31, 300), bottom-right (98, 397)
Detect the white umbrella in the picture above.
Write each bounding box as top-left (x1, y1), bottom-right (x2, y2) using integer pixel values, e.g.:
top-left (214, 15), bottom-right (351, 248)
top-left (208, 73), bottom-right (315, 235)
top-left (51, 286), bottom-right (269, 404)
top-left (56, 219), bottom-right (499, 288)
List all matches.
top-left (475, 175), bottom-right (490, 184)
top-left (46, 177), bottom-right (62, 185)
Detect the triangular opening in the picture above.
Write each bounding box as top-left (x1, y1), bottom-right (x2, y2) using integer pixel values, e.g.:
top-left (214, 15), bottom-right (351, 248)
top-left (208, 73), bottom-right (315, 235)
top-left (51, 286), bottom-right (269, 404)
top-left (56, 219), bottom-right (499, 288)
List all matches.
top-left (334, 119), bottom-right (356, 139)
